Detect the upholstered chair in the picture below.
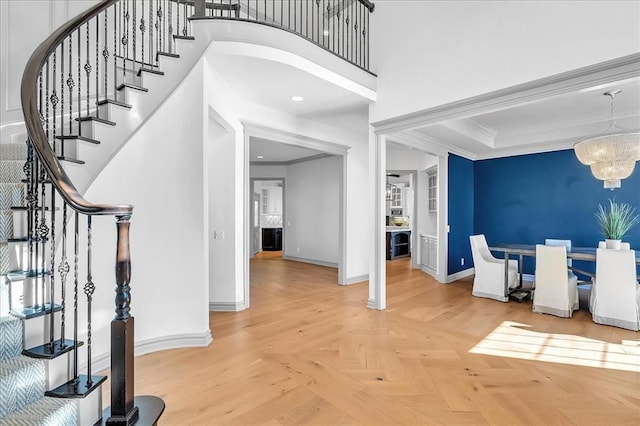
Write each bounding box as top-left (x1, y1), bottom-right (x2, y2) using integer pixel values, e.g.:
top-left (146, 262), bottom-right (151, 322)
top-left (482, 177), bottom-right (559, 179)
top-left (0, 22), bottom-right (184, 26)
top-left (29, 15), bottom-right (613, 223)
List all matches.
top-left (591, 248), bottom-right (640, 331)
top-left (533, 244), bottom-right (578, 317)
top-left (469, 234), bottom-right (518, 302)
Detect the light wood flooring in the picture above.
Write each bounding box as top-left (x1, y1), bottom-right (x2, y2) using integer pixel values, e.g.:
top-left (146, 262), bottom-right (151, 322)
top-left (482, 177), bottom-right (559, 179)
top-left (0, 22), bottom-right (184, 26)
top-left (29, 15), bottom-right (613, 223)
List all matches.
top-left (106, 257), bottom-right (640, 425)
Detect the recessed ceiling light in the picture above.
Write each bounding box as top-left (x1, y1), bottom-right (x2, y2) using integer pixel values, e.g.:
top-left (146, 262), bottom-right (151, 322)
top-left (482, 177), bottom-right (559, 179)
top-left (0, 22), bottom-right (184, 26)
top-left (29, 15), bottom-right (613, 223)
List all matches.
top-left (323, 29), bottom-right (330, 36)
top-left (257, 155), bottom-right (264, 159)
top-left (291, 95), bottom-right (304, 102)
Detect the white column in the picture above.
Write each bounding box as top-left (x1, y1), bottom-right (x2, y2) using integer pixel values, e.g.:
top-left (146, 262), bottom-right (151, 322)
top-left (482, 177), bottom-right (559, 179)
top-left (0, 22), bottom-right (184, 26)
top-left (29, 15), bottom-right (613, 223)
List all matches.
top-left (368, 130), bottom-right (386, 310)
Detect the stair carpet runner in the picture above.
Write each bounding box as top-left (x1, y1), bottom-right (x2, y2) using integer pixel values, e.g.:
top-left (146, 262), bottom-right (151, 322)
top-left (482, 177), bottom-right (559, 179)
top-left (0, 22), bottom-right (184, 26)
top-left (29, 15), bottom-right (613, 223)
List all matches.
top-left (0, 142), bottom-right (78, 425)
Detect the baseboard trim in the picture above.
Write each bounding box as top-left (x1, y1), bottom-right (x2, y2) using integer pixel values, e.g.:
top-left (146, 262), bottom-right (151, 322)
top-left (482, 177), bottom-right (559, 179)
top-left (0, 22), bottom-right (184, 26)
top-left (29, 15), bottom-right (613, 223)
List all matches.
top-left (92, 330), bottom-right (213, 373)
top-left (340, 274), bottom-right (368, 285)
top-left (209, 301), bottom-right (247, 312)
top-left (446, 267), bottom-right (475, 283)
top-left (420, 266), bottom-right (437, 278)
top-left (282, 255), bottom-right (338, 269)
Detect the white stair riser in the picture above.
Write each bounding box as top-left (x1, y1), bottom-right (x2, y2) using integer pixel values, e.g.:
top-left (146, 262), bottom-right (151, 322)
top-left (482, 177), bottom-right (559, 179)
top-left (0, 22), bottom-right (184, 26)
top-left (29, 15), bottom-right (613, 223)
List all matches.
top-left (23, 311), bottom-right (61, 350)
top-left (78, 385), bottom-right (103, 426)
top-left (12, 210), bottom-right (27, 239)
top-left (7, 241), bottom-right (29, 272)
top-left (44, 351), bottom-right (73, 390)
top-left (9, 276), bottom-right (51, 312)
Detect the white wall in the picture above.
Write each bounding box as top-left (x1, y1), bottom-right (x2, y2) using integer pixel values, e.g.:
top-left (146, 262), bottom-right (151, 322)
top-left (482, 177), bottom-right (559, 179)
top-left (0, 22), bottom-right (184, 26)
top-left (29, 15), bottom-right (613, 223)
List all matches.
top-left (370, 0), bottom-right (640, 122)
top-left (84, 58), bottom-right (211, 364)
top-left (0, 0), bottom-right (99, 127)
top-left (284, 156), bottom-right (341, 266)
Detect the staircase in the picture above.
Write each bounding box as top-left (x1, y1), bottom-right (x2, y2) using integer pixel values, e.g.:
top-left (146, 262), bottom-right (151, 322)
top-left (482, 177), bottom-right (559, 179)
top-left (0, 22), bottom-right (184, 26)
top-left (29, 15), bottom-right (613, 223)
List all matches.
top-left (1, 0), bottom-right (374, 423)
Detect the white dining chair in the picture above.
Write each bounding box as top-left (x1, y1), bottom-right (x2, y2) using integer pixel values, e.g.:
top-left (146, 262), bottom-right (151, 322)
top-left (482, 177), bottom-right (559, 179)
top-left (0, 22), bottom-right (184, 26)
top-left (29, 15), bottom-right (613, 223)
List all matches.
top-left (469, 234), bottom-right (518, 302)
top-left (533, 244), bottom-right (578, 317)
top-left (591, 248), bottom-right (640, 331)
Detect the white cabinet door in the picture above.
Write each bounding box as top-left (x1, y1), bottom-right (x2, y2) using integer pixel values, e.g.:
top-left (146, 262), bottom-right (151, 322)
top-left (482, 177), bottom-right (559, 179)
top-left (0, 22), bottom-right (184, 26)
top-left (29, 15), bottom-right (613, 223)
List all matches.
top-left (427, 238), bottom-right (438, 270)
top-left (420, 236), bottom-right (429, 267)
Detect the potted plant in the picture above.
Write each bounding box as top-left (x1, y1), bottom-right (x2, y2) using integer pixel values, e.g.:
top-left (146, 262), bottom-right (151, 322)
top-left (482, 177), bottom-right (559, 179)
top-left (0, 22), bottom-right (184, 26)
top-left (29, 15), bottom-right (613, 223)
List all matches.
top-left (595, 198), bottom-right (640, 249)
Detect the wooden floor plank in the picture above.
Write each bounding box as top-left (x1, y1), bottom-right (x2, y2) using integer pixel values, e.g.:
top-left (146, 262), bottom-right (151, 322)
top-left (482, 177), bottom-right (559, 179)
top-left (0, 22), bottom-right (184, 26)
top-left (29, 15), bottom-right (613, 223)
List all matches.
top-left (103, 256), bottom-right (640, 425)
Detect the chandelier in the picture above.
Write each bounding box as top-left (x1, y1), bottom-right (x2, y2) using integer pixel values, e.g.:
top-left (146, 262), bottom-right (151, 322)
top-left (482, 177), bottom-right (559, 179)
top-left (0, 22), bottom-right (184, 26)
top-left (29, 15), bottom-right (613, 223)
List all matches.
top-left (573, 90), bottom-right (640, 189)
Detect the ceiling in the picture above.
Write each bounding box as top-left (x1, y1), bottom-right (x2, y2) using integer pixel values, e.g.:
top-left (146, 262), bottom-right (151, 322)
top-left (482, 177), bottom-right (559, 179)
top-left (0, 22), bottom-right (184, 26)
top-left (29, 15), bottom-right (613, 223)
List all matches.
top-left (210, 45), bottom-right (639, 163)
top-left (394, 77), bottom-right (640, 160)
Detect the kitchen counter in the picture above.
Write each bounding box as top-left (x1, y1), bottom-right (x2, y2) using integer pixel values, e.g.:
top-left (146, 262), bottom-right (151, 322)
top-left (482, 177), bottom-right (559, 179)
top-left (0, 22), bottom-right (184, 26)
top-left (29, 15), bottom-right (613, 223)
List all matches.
top-left (386, 226), bottom-right (411, 232)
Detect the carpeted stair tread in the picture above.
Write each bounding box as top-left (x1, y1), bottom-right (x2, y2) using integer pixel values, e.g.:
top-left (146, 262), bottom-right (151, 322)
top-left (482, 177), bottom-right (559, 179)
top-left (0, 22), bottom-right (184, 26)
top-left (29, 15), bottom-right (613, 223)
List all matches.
top-left (0, 211), bottom-right (14, 241)
top-left (0, 161), bottom-right (26, 184)
top-left (0, 144), bottom-right (27, 161)
top-left (0, 184), bottom-right (25, 211)
top-left (0, 396), bottom-right (78, 425)
top-left (0, 317), bottom-right (22, 361)
top-left (0, 241), bottom-right (7, 276)
top-left (0, 356), bottom-right (46, 419)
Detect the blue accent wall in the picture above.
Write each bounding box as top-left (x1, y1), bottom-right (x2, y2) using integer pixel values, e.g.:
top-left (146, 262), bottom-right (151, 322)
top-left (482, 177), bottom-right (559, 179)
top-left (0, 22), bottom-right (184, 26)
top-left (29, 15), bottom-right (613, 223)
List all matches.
top-left (473, 149), bottom-right (640, 275)
top-left (448, 154), bottom-right (474, 275)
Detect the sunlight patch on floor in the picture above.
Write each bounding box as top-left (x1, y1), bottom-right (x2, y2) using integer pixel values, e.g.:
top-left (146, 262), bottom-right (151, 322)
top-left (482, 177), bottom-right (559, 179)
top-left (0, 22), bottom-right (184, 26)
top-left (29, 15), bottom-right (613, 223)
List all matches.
top-left (470, 321), bottom-right (640, 372)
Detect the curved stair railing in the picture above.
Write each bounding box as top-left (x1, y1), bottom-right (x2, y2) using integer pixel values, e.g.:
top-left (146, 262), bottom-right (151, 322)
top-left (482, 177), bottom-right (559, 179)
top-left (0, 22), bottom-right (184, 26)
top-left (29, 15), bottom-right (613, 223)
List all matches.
top-left (20, 0), bottom-right (170, 423)
top-left (15, 0), bottom-right (374, 424)
top-left (190, 0), bottom-right (376, 72)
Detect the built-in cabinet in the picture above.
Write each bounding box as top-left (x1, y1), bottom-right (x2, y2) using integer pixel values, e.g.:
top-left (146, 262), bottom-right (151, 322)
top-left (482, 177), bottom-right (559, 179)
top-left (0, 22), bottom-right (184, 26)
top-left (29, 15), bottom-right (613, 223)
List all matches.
top-left (386, 230), bottom-right (411, 260)
top-left (390, 186), bottom-right (403, 209)
top-left (427, 170), bottom-right (437, 212)
top-left (420, 235), bottom-right (437, 272)
top-left (261, 187), bottom-right (282, 215)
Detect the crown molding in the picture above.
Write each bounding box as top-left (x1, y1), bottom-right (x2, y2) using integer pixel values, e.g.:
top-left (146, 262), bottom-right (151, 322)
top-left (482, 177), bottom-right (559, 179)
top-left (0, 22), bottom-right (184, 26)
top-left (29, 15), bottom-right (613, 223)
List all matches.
top-left (371, 53), bottom-right (640, 135)
top-left (387, 130), bottom-right (476, 160)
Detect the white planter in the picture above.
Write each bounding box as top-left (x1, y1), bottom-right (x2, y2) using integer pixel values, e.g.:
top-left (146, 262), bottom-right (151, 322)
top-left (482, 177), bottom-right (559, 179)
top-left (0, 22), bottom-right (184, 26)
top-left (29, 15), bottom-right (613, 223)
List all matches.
top-left (605, 239), bottom-right (622, 249)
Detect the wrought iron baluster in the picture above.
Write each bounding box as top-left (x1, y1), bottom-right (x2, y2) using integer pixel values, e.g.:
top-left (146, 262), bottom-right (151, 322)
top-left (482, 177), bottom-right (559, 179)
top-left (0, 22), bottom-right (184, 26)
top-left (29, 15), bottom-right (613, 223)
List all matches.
top-left (133, 0), bottom-right (137, 68)
top-left (77, 29), bottom-right (81, 136)
top-left (51, 50), bottom-right (58, 154)
top-left (73, 212), bottom-right (79, 379)
top-left (39, 162), bottom-right (47, 310)
top-left (84, 216), bottom-right (95, 386)
top-left (141, 0), bottom-right (146, 67)
top-left (60, 40), bottom-right (64, 145)
top-left (58, 202), bottom-right (70, 348)
top-left (67, 35), bottom-right (74, 154)
top-left (176, 0), bottom-right (180, 41)
top-left (103, 10), bottom-right (109, 103)
top-left (168, 0), bottom-right (172, 53)
top-left (85, 23), bottom-right (91, 118)
top-left (123, 0), bottom-right (129, 84)
top-left (114, 3), bottom-right (118, 91)
top-left (95, 15), bottom-right (100, 118)
top-left (150, 0), bottom-right (155, 65)
top-left (48, 170), bottom-right (56, 348)
top-left (25, 139), bottom-right (35, 282)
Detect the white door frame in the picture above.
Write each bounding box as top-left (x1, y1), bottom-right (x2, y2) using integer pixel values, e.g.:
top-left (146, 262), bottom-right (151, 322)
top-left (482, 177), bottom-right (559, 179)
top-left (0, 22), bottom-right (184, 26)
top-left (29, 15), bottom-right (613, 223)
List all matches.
top-left (243, 122), bottom-right (350, 309)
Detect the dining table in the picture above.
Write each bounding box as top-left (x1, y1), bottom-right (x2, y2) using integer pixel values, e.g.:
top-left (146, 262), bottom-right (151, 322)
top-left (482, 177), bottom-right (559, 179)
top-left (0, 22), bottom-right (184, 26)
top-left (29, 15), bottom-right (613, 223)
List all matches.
top-left (488, 243), bottom-right (640, 299)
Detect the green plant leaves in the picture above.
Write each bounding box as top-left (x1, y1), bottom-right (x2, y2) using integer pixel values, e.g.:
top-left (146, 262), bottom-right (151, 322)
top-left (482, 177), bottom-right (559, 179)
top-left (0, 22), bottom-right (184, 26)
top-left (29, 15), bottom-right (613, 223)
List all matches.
top-left (595, 198), bottom-right (640, 240)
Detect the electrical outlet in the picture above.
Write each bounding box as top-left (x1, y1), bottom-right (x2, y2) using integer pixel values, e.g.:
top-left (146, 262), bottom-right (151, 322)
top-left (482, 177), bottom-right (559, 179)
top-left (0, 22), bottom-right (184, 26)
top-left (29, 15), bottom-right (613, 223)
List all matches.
top-left (296, 246), bottom-right (300, 252)
top-left (214, 231), bottom-right (224, 239)
top-left (461, 257), bottom-right (464, 266)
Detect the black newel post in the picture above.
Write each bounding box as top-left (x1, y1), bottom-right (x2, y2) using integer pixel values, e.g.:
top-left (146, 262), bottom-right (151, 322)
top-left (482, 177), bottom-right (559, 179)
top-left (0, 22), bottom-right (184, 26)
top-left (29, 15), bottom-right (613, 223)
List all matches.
top-left (107, 215), bottom-right (139, 425)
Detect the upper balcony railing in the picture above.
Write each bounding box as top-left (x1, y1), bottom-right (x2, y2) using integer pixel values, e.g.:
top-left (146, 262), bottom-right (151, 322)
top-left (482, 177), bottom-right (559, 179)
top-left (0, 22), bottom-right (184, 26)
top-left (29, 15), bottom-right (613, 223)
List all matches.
top-left (189, 0), bottom-right (375, 73)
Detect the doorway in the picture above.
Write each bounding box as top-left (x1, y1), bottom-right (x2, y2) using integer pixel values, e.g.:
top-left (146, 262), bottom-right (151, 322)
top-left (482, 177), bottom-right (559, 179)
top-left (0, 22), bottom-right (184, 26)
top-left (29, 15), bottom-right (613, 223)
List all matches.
top-left (251, 179), bottom-right (285, 258)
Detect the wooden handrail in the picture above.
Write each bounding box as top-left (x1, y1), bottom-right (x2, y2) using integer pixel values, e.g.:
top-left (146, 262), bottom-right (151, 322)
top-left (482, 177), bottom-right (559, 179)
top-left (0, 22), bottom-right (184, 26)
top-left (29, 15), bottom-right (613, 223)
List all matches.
top-left (358, 0), bottom-right (375, 13)
top-left (20, 0), bottom-right (132, 217)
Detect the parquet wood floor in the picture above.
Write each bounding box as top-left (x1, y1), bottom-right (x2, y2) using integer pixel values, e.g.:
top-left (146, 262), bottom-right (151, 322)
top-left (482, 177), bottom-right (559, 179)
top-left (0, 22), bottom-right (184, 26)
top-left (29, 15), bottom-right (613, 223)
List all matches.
top-left (105, 257), bottom-right (640, 425)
